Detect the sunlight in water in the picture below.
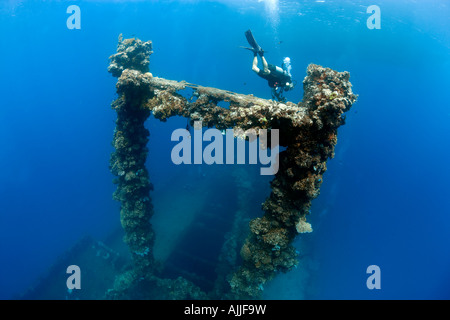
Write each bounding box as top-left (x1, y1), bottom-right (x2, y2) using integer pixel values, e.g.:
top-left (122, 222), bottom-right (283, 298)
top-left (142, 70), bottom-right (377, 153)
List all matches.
top-left (261, 0), bottom-right (280, 49)
top-left (262, 0), bottom-right (280, 30)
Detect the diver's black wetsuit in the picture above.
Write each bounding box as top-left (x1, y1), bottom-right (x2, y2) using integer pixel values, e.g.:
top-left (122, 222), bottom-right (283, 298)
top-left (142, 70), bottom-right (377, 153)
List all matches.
top-left (257, 64), bottom-right (291, 89)
top-left (257, 64), bottom-right (292, 102)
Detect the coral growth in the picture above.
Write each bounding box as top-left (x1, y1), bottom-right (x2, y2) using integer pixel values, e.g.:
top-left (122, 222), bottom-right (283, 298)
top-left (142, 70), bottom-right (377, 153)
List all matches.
top-left (108, 36), bottom-right (156, 280)
top-left (230, 64), bottom-right (357, 298)
top-left (295, 216), bottom-right (313, 234)
top-left (108, 34), bottom-right (153, 77)
top-left (107, 35), bottom-right (357, 299)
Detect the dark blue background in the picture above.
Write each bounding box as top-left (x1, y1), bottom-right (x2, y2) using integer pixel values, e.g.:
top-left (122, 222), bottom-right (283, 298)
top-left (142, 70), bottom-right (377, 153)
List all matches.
top-left (0, 0), bottom-right (449, 299)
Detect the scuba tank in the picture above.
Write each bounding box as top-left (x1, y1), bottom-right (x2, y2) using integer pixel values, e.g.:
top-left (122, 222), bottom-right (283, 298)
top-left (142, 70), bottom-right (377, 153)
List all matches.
top-left (281, 57), bottom-right (295, 91)
top-left (282, 57), bottom-right (292, 77)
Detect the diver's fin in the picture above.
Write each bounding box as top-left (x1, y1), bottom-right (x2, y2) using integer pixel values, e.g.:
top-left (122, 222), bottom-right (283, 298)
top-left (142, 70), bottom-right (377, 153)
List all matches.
top-left (245, 29), bottom-right (264, 56)
top-left (240, 46), bottom-right (257, 54)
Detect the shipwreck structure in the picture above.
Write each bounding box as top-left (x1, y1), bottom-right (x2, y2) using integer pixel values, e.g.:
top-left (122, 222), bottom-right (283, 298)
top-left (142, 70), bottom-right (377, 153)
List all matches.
top-left (106, 35), bottom-right (357, 299)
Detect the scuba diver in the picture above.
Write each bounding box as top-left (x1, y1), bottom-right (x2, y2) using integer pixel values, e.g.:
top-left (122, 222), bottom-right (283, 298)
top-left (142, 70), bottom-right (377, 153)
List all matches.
top-left (241, 29), bottom-right (295, 102)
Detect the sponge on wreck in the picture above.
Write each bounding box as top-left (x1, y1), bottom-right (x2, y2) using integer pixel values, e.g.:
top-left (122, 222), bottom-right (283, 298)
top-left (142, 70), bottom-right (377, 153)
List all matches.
top-left (295, 216), bottom-right (313, 234)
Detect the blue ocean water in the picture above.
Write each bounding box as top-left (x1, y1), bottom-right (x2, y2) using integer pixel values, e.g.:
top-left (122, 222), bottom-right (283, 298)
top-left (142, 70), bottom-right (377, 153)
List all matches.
top-left (0, 0), bottom-right (449, 300)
